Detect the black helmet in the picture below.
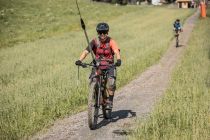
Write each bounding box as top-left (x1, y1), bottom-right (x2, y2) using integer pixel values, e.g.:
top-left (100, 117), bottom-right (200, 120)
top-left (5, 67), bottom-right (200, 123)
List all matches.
top-left (96, 22), bottom-right (109, 33)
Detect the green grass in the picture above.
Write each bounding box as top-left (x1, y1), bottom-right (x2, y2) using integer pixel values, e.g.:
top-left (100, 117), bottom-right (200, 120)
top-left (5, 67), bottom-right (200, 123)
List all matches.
top-left (0, 1), bottom-right (194, 139)
top-left (0, 0), bottom-right (146, 49)
top-left (129, 8), bottom-right (210, 140)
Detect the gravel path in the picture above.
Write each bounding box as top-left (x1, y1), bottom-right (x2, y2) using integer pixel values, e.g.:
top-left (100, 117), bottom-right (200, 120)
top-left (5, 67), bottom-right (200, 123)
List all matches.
top-left (31, 9), bottom-right (199, 140)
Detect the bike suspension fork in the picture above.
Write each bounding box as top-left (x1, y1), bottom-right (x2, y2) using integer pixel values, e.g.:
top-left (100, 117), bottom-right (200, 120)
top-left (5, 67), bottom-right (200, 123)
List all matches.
top-left (96, 76), bottom-right (102, 108)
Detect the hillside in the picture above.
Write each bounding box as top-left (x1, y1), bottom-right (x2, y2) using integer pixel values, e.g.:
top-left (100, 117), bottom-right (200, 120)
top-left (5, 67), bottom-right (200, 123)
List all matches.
top-left (0, 1), bottom-right (195, 139)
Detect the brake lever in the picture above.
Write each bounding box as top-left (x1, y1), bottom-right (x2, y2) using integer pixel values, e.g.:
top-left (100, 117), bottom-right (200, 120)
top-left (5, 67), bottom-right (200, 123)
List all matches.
top-left (81, 64), bottom-right (87, 68)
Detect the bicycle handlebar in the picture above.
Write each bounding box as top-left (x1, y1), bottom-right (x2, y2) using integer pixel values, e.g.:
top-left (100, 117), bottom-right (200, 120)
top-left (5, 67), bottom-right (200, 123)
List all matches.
top-left (78, 62), bottom-right (117, 68)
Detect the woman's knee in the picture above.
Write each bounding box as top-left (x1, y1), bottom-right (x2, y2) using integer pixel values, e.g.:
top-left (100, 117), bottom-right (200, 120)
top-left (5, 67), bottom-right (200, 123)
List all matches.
top-left (107, 77), bottom-right (116, 91)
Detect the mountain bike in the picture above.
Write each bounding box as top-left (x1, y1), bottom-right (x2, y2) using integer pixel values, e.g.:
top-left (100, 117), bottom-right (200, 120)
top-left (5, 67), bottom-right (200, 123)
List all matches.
top-left (79, 62), bottom-right (116, 130)
top-left (175, 30), bottom-right (179, 47)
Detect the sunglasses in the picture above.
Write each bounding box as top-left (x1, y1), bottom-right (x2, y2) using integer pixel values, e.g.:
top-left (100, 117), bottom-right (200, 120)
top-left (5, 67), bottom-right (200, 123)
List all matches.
top-left (98, 30), bottom-right (108, 35)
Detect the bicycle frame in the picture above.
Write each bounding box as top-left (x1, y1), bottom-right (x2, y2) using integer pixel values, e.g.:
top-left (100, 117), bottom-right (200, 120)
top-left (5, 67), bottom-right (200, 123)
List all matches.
top-left (79, 62), bottom-right (116, 129)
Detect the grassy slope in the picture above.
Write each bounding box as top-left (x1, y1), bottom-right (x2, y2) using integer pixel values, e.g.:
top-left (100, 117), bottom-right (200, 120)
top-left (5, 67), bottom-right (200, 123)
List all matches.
top-left (0, 1), bottom-right (194, 139)
top-left (129, 8), bottom-right (210, 140)
top-left (0, 0), bottom-right (135, 48)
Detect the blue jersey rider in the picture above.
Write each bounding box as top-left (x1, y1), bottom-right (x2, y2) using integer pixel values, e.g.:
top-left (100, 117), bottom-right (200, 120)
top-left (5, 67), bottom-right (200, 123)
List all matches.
top-left (173, 19), bottom-right (183, 33)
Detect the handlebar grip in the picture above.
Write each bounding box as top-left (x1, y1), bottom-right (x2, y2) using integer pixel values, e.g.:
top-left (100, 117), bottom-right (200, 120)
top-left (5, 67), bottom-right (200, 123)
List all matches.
top-left (81, 63), bottom-right (87, 68)
top-left (78, 62), bottom-right (117, 68)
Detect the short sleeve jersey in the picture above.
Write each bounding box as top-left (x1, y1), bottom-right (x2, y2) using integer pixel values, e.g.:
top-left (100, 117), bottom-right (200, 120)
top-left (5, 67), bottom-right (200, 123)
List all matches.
top-left (85, 37), bottom-right (120, 55)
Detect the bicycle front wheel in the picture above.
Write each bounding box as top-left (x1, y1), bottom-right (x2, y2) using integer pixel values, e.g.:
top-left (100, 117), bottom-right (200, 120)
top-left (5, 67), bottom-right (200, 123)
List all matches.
top-left (88, 82), bottom-right (99, 130)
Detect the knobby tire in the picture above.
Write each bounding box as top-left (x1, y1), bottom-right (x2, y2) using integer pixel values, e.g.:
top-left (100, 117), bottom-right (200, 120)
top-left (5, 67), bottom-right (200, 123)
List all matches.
top-left (102, 106), bottom-right (112, 119)
top-left (176, 34), bottom-right (179, 48)
top-left (88, 82), bottom-right (99, 130)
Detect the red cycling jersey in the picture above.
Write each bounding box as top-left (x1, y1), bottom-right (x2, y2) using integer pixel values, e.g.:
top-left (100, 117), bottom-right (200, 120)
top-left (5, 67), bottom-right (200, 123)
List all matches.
top-left (86, 37), bottom-right (120, 69)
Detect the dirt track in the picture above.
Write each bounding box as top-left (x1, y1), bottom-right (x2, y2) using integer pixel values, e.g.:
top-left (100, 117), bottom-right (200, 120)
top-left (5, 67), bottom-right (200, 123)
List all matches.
top-left (32, 9), bottom-right (199, 140)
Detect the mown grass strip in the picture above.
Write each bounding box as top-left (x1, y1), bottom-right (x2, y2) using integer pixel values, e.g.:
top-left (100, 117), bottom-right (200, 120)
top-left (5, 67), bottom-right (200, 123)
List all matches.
top-left (129, 9), bottom-right (210, 140)
top-left (0, 0), bottom-right (143, 49)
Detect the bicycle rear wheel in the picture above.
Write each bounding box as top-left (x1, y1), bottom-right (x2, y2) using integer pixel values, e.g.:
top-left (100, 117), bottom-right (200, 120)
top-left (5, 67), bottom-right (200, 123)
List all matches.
top-left (102, 106), bottom-right (112, 119)
top-left (88, 82), bottom-right (99, 130)
top-left (176, 35), bottom-right (179, 47)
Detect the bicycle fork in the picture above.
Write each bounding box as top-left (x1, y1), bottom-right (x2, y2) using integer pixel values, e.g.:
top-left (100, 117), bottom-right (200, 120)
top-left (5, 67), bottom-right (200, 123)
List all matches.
top-left (96, 76), bottom-right (102, 108)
